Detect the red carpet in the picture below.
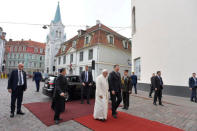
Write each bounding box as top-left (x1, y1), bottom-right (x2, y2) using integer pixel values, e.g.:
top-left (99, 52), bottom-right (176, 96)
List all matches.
top-left (74, 111), bottom-right (183, 131)
top-left (24, 100), bottom-right (95, 126)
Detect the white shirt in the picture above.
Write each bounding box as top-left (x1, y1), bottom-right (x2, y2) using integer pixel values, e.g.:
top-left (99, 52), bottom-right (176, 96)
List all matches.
top-left (18, 70), bottom-right (24, 86)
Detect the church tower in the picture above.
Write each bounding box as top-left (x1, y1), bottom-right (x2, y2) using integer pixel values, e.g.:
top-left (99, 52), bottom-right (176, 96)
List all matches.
top-left (45, 2), bottom-right (66, 74)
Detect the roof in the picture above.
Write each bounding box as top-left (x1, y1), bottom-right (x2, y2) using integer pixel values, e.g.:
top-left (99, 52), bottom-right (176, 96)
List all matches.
top-left (53, 2), bottom-right (61, 23)
top-left (56, 23), bottom-right (131, 57)
top-left (6, 40), bottom-right (46, 48)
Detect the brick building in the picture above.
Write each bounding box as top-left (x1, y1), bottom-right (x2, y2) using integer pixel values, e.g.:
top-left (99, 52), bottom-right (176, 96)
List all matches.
top-left (4, 40), bottom-right (46, 76)
top-left (55, 20), bottom-right (131, 80)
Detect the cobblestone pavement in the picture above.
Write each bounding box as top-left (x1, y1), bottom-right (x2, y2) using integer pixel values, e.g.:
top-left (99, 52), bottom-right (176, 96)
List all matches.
top-left (0, 79), bottom-right (197, 131)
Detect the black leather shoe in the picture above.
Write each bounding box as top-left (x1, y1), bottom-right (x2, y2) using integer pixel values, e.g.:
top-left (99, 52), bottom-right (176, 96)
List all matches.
top-left (10, 113), bottom-right (14, 118)
top-left (153, 103), bottom-right (157, 106)
top-left (159, 104), bottom-right (164, 106)
top-left (81, 101), bottom-right (84, 104)
top-left (87, 101), bottom-right (90, 104)
top-left (122, 107), bottom-right (126, 109)
top-left (55, 120), bottom-right (59, 124)
top-left (17, 111), bottom-right (25, 115)
top-left (149, 96), bottom-right (152, 98)
top-left (125, 107), bottom-right (129, 110)
top-left (58, 118), bottom-right (63, 121)
top-left (112, 114), bottom-right (117, 119)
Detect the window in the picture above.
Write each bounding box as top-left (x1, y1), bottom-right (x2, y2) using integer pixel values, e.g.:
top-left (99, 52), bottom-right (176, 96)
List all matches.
top-left (79, 67), bottom-right (83, 74)
top-left (34, 48), bottom-right (38, 53)
top-left (109, 36), bottom-right (114, 44)
top-left (32, 54), bottom-right (35, 59)
top-left (63, 55), bottom-right (66, 64)
top-left (79, 51), bottom-right (83, 61)
top-left (14, 46), bottom-right (17, 52)
top-left (59, 31), bottom-right (61, 38)
top-left (40, 63), bottom-right (42, 68)
top-left (123, 40), bottom-right (128, 49)
top-left (7, 53), bottom-right (10, 58)
top-left (72, 41), bottom-right (76, 48)
top-left (40, 48), bottom-right (43, 53)
top-left (34, 62), bottom-right (36, 68)
top-left (56, 30), bottom-right (58, 37)
top-left (88, 49), bottom-right (93, 60)
top-left (29, 54), bottom-right (32, 59)
top-left (19, 46), bottom-right (22, 51)
top-left (40, 56), bottom-right (42, 61)
top-left (134, 57), bottom-right (141, 80)
top-left (58, 57), bottom-right (61, 65)
top-left (132, 6), bottom-right (136, 35)
top-left (85, 35), bottom-right (91, 45)
top-left (61, 45), bottom-right (66, 53)
top-left (10, 46), bottom-right (13, 52)
top-left (23, 46), bottom-right (26, 51)
top-left (70, 54), bottom-right (73, 63)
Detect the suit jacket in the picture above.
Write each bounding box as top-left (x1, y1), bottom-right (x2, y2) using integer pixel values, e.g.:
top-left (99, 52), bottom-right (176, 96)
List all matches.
top-left (150, 76), bottom-right (155, 88)
top-left (108, 71), bottom-right (122, 92)
top-left (53, 74), bottom-right (68, 98)
top-left (121, 76), bottom-right (132, 92)
top-left (153, 76), bottom-right (163, 90)
top-left (7, 69), bottom-right (27, 91)
top-left (81, 71), bottom-right (93, 84)
top-left (131, 75), bottom-right (138, 84)
top-left (33, 72), bottom-right (42, 81)
top-left (189, 77), bottom-right (197, 88)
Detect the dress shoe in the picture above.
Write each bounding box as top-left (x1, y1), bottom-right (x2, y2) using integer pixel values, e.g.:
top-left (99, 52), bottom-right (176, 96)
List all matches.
top-left (58, 118), bottom-right (63, 121)
top-left (149, 96), bottom-right (152, 98)
top-left (112, 114), bottom-right (117, 119)
top-left (87, 101), bottom-right (90, 104)
top-left (81, 101), bottom-right (84, 104)
top-left (125, 107), bottom-right (129, 110)
top-left (122, 107), bottom-right (126, 110)
top-left (191, 100), bottom-right (194, 102)
top-left (10, 113), bottom-right (14, 118)
top-left (159, 104), bottom-right (164, 106)
top-left (100, 119), bottom-right (106, 122)
top-left (153, 103), bottom-right (157, 106)
top-left (17, 111), bottom-right (25, 115)
top-left (55, 120), bottom-right (59, 124)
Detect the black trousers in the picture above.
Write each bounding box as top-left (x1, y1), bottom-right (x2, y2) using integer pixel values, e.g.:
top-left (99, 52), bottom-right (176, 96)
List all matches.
top-left (154, 89), bottom-right (162, 104)
top-left (132, 84), bottom-right (137, 94)
top-left (35, 80), bottom-right (40, 92)
top-left (54, 109), bottom-right (61, 120)
top-left (149, 86), bottom-right (154, 97)
top-left (110, 91), bottom-right (122, 115)
top-left (11, 86), bottom-right (24, 113)
top-left (191, 87), bottom-right (197, 101)
top-left (122, 91), bottom-right (130, 108)
top-left (81, 83), bottom-right (91, 103)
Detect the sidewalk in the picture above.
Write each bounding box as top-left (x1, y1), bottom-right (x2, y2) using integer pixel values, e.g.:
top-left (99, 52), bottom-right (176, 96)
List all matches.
top-left (119, 90), bottom-right (197, 131)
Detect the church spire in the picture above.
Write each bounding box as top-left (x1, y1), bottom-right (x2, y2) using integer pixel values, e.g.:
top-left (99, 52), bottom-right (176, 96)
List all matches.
top-left (53, 2), bottom-right (61, 23)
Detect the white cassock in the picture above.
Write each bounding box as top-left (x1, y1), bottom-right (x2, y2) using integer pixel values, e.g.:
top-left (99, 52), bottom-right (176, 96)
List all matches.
top-left (93, 74), bottom-right (109, 120)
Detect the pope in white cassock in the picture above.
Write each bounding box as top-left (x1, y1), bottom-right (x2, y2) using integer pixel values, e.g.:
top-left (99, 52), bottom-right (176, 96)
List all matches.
top-left (93, 69), bottom-right (109, 122)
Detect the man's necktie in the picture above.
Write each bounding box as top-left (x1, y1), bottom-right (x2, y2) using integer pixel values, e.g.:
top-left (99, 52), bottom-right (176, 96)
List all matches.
top-left (19, 71), bottom-right (22, 85)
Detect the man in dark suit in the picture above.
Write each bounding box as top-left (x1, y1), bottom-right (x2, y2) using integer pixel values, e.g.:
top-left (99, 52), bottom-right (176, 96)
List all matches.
top-left (108, 64), bottom-right (122, 118)
top-left (131, 72), bottom-right (138, 94)
top-left (121, 70), bottom-right (132, 110)
top-left (149, 73), bottom-right (155, 98)
top-left (52, 68), bottom-right (68, 124)
top-left (33, 70), bottom-right (42, 92)
top-left (7, 63), bottom-right (27, 118)
top-left (80, 65), bottom-right (93, 104)
top-left (189, 73), bottom-right (197, 102)
top-left (153, 71), bottom-right (164, 106)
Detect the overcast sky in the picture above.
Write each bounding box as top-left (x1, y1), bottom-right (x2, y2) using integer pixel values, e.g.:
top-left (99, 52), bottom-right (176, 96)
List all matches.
top-left (0, 0), bottom-right (131, 43)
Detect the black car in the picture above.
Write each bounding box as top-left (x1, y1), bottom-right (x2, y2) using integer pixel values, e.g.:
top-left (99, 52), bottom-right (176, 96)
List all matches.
top-left (42, 75), bottom-right (95, 101)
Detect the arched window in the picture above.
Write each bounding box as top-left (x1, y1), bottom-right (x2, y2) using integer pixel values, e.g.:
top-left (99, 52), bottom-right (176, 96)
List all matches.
top-left (132, 6), bottom-right (136, 35)
top-left (59, 31), bottom-right (61, 38)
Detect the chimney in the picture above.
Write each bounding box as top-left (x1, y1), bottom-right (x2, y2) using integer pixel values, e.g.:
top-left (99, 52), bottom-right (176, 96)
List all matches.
top-left (86, 25), bottom-right (90, 30)
top-left (9, 39), bottom-right (12, 42)
top-left (96, 20), bottom-right (101, 25)
top-left (21, 39), bottom-right (24, 41)
top-left (29, 39), bottom-right (31, 41)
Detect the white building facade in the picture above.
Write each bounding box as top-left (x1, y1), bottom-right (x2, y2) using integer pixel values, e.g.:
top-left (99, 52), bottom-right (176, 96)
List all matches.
top-left (45, 2), bottom-right (66, 74)
top-left (56, 21), bottom-right (131, 80)
top-left (0, 27), bottom-right (6, 73)
top-left (131, 0), bottom-right (197, 88)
